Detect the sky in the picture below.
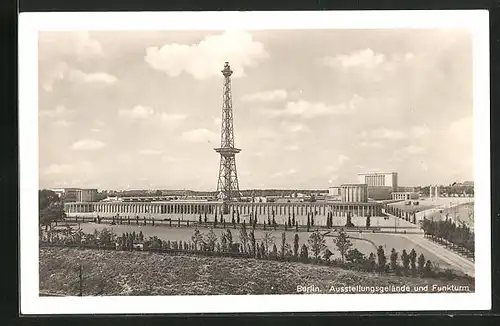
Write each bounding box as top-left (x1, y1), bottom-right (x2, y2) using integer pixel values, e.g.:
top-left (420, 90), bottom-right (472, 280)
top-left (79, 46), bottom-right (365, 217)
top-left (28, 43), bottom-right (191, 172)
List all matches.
top-left (38, 29), bottom-right (473, 191)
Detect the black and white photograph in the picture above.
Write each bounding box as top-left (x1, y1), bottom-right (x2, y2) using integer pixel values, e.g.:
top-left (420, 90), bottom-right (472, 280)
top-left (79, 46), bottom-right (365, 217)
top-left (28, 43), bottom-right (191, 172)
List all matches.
top-left (19, 11), bottom-right (491, 314)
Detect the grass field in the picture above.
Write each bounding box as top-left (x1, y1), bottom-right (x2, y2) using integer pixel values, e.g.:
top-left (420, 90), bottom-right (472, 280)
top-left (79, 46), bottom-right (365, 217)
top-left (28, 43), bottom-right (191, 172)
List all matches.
top-left (39, 247), bottom-right (474, 296)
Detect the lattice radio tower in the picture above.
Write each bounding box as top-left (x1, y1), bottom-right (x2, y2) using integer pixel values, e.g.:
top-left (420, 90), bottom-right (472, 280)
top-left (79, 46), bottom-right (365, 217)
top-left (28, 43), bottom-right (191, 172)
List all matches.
top-left (214, 62), bottom-right (241, 209)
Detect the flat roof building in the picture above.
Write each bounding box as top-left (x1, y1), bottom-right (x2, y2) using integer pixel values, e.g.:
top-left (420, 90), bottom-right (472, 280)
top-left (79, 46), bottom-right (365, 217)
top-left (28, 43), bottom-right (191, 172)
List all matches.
top-left (358, 172), bottom-right (398, 191)
top-left (392, 192), bottom-right (419, 201)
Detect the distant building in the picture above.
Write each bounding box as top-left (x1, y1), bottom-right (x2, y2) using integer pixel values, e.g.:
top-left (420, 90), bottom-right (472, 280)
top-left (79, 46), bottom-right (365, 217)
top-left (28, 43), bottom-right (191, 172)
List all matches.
top-left (340, 184), bottom-right (368, 203)
top-left (358, 172), bottom-right (398, 191)
top-left (77, 189), bottom-right (97, 202)
top-left (366, 186), bottom-right (393, 200)
top-left (50, 187), bottom-right (95, 202)
top-left (392, 192), bottom-right (419, 201)
top-left (327, 186), bottom-right (342, 201)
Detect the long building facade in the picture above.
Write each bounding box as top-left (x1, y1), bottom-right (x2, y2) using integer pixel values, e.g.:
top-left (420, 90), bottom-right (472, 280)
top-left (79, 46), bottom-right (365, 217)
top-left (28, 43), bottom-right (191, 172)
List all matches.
top-left (65, 200), bottom-right (382, 220)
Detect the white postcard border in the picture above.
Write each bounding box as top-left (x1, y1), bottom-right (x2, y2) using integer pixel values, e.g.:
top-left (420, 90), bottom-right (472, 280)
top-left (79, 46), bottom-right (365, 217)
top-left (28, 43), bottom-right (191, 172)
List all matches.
top-left (19, 10), bottom-right (491, 314)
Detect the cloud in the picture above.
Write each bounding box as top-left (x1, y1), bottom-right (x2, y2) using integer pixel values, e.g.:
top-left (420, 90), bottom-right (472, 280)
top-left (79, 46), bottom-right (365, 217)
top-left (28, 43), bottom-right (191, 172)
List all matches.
top-left (272, 168), bottom-right (297, 178)
top-left (43, 161), bottom-right (92, 176)
top-left (281, 121), bottom-right (310, 133)
top-left (241, 89), bottom-right (288, 102)
top-left (366, 128), bottom-right (407, 140)
top-left (43, 163), bottom-right (74, 175)
top-left (39, 105), bottom-right (73, 118)
top-left (326, 154), bottom-right (350, 172)
top-left (285, 144), bottom-right (300, 151)
top-left (41, 62), bottom-right (117, 91)
top-left (359, 141), bottom-right (383, 148)
top-left (448, 116), bottom-right (472, 135)
top-left (119, 105), bottom-right (155, 119)
top-left (362, 125), bottom-right (430, 142)
top-left (68, 69), bottom-right (117, 85)
top-left (138, 149), bottom-right (162, 156)
top-left (144, 30), bottom-right (268, 80)
top-left (160, 113), bottom-right (188, 124)
top-left (264, 94), bottom-right (363, 119)
top-left (322, 48), bottom-right (385, 69)
top-left (213, 117), bottom-right (222, 125)
top-left (411, 125), bottom-right (431, 137)
top-left (162, 155), bottom-right (182, 163)
top-left (71, 139), bottom-right (106, 150)
top-left (181, 128), bottom-right (218, 143)
top-left (53, 119), bottom-right (72, 127)
top-left (402, 145), bottom-right (426, 155)
top-left (337, 154), bottom-right (350, 164)
top-left (39, 31), bottom-right (103, 60)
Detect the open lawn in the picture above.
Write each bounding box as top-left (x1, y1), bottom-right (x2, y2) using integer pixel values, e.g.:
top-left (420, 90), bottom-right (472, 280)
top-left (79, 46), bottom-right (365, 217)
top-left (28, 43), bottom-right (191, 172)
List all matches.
top-left (39, 247), bottom-right (474, 296)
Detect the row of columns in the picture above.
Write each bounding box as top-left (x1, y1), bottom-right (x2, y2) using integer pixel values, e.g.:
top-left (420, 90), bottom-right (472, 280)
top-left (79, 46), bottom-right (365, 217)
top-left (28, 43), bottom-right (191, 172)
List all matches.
top-left (64, 202), bottom-right (382, 217)
top-left (340, 185), bottom-right (368, 203)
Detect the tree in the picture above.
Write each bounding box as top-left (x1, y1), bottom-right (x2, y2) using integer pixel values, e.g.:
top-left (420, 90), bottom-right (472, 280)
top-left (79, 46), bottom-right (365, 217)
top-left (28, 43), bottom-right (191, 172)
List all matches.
top-left (345, 212), bottom-right (354, 227)
top-left (345, 248), bottom-right (365, 264)
top-left (226, 229), bottom-right (233, 251)
top-left (270, 243), bottom-right (278, 258)
top-left (417, 253), bottom-right (426, 274)
top-left (299, 244), bottom-right (309, 261)
top-left (376, 246), bottom-right (387, 272)
top-left (219, 230), bottom-right (228, 252)
top-left (262, 232), bottom-right (275, 258)
top-left (260, 242), bottom-right (266, 258)
top-left (366, 214), bottom-right (371, 229)
top-left (409, 248), bottom-right (417, 275)
top-left (192, 229), bottom-right (203, 251)
top-left (39, 190), bottom-right (65, 231)
top-left (323, 248), bottom-right (333, 262)
top-left (138, 231), bottom-right (144, 242)
top-left (306, 215), bottom-right (310, 232)
top-left (237, 210), bottom-right (240, 224)
top-left (367, 253), bottom-right (376, 272)
top-left (390, 248), bottom-right (399, 272)
top-left (307, 231), bottom-right (327, 261)
top-left (280, 232), bottom-right (286, 259)
top-left (335, 230), bottom-right (352, 263)
top-left (98, 228), bottom-right (114, 245)
top-left (239, 223), bottom-right (249, 253)
top-left (424, 260), bottom-right (433, 277)
top-left (199, 214), bottom-right (202, 224)
top-left (401, 249), bottom-right (410, 275)
top-left (293, 233), bottom-right (300, 258)
top-left (249, 230), bottom-right (256, 257)
top-left (311, 213), bottom-right (315, 227)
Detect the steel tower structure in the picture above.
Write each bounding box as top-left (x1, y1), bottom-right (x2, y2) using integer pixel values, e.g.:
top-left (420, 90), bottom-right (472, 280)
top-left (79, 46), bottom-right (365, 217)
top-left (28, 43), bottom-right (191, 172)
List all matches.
top-left (214, 62), bottom-right (241, 209)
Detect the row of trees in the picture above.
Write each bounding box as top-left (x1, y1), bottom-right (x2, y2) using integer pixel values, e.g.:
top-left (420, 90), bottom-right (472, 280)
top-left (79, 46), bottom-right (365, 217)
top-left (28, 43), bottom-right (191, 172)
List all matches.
top-left (421, 217), bottom-right (474, 254)
top-left (43, 225), bottom-right (462, 280)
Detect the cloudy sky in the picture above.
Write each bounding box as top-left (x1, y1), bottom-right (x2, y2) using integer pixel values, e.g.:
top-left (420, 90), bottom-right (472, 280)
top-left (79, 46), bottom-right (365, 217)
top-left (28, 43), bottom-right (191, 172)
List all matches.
top-left (38, 29), bottom-right (473, 191)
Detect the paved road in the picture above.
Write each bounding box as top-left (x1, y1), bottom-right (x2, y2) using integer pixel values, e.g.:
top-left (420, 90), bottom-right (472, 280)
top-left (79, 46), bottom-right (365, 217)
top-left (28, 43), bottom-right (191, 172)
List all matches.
top-left (383, 210), bottom-right (474, 277)
top-left (401, 233), bottom-right (475, 277)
